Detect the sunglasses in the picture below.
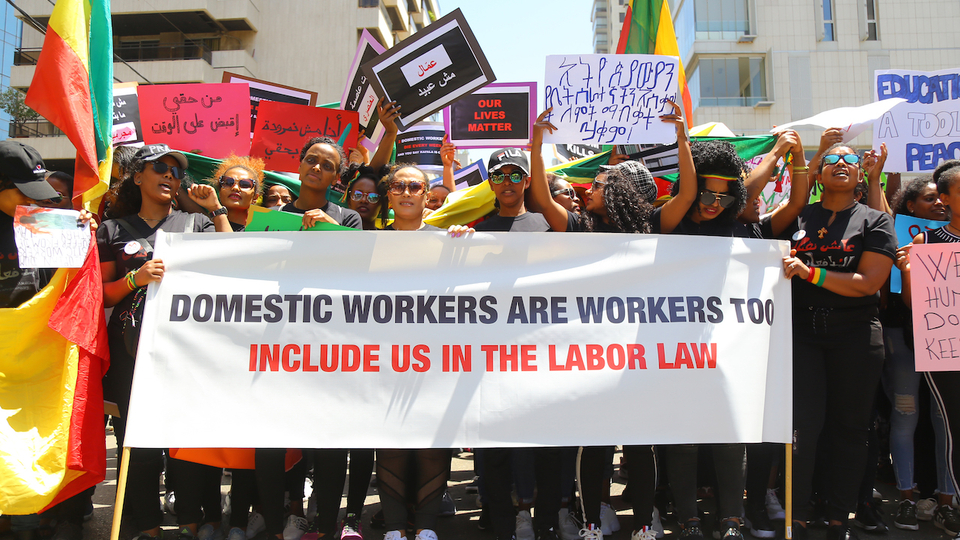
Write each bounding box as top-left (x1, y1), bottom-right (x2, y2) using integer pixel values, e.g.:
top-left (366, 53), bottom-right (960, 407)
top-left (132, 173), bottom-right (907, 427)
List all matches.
top-left (351, 190), bottom-right (380, 203)
top-left (489, 172), bottom-right (526, 184)
top-left (591, 179), bottom-right (607, 190)
top-left (45, 191), bottom-right (64, 205)
top-left (219, 176), bottom-right (256, 190)
top-left (389, 180), bottom-right (426, 196)
top-left (552, 187), bottom-right (577, 199)
top-left (699, 190), bottom-right (736, 208)
top-left (822, 154), bottom-right (861, 166)
top-left (150, 161), bottom-right (186, 180)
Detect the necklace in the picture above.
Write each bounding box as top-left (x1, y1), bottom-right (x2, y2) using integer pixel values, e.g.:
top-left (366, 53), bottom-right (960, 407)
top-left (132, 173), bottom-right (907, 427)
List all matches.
top-left (138, 213), bottom-right (163, 223)
top-left (818, 200), bottom-right (857, 238)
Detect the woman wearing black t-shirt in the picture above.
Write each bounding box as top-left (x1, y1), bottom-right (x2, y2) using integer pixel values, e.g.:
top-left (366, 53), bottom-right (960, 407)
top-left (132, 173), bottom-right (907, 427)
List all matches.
top-left (781, 144), bottom-right (896, 540)
top-left (97, 144), bottom-right (230, 540)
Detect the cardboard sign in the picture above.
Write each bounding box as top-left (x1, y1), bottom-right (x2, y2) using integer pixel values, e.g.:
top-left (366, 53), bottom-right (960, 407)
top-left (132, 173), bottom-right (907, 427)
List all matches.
top-left (246, 206), bottom-right (355, 232)
top-left (361, 8), bottom-right (496, 131)
top-left (444, 82), bottom-right (536, 149)
top-left (395, 122), bottom-right (445, 171)
top-left (250, 102), bottom-right (360, 173)
top-left (139, 83), bottom-right (251, 158)
top-left (543, 54), bottom-right (679, 145)
top-left (222, 72), bottom-right (318, 138)
top-left (451, 159), bottom-right (487, 190)
top-left (875, 68), bottom-right (960, 172)
top-left (341, 30), bottom-right (387, 152)
top-left (112, 83), bottom-right (143, 146)
top-left (13, 206), bottom-right (90, 268)
top-left (891, 214), bottom-right (946, 293)
top-left (909, 242), bottom-right (960, 371)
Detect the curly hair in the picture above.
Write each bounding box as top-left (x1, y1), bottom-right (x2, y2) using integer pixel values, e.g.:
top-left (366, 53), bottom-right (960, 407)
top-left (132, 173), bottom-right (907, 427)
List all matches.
top-left (377, 163), bottom-right (427, 221)
top-left (213, 155), bottom-right (266, 196)
top-left (671, 140), bottom-right (748, 223)
top-left (581, 169), bottom-right (655, 233)
top-left (933, 159), bottom-right (960, 196)
top-left (105, 157), bottom-right (148, 219)
top-left (891, 176), bottom-right (936, 216)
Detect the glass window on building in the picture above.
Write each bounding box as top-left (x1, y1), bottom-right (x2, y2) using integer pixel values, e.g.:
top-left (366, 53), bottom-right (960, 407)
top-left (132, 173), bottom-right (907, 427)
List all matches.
top-left (822, 0), bottom-right (835, 41)
top-left (694, 0), bottom-right (749, 40)
top-left (865, 0), bottom-right (878, 40)
top-left (696, 57), bottom-right (766, 107)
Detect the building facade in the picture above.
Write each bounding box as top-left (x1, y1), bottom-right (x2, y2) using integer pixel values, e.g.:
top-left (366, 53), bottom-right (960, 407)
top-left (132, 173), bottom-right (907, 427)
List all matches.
top-left (11, 0), bottom-right (440, 167)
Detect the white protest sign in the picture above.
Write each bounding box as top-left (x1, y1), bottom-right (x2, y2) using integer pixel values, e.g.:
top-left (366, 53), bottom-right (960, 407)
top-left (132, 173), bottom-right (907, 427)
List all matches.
top-left (875, 68), bottom-right (960, 172)
top-left (543, 54), bottom-right (679, 146)
top-left (124, 231), bottom-right (792, 449)
top-left (773, 98), bottom-right (905, 143)
top-left (13, 206), bottom-right (90, 268)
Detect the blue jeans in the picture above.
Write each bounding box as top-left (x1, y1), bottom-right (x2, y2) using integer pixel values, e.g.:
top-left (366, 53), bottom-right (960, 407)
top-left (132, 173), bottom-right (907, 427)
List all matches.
top-left (882, 326), bottom-right (955, 495)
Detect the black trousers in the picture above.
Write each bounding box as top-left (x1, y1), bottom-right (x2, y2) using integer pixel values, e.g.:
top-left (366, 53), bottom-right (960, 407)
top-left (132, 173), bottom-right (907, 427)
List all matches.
top-left (926, 371), bottom-right (960, 496)
top-left (170, 458), bottom-right (222, 526)
top-left (482, 447), bottom-right (562, 538)
top-left (313, 449), bottom-right (374, 533)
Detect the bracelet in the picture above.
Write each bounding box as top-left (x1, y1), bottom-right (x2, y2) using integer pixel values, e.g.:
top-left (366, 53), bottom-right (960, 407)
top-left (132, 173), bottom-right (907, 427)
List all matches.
top-left (793, 165), bottom-right (809, 172)
top-left (816, 268), bottom-right (827, 287)
top-left (125, 270), bottom-right (139, 291)
top-left (209, 206), bottom-right (228, 219)
top-left (806, 267), bottom-right (819, 284)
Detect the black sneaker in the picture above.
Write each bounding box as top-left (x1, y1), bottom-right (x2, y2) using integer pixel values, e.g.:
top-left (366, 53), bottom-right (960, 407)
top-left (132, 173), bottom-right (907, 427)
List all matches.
top-left (745, 507), bottom-right (776, 539)
top-left (852, 500), bottom-right (888, 533)
top-left (719, 520), bottom-right (745, 540)
top-left (536, 528), bottom-right (560, 540)
top-left (477, 506), bottom-right (491, 531)
top-left (680, 520), bottom-right (706, 540)
top-left (827, 524), bottom-right (861, 540)
top-left (894, 500), bottom-right (919, 531)
top-left (935, 505), bottom-right (960, 536)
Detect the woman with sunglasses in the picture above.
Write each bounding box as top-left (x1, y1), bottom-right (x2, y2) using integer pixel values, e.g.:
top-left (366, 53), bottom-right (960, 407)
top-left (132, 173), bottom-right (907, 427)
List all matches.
top-left (380, 164), bottom-right (443, 231)
top-left (97, 144), bottom-right (230, 540)
top-left (345, 165), bottom-right (389, 230)
top-left (214, 155), bottom-right (265, 231)
top-left (781, 144), bottom-right (896, 540)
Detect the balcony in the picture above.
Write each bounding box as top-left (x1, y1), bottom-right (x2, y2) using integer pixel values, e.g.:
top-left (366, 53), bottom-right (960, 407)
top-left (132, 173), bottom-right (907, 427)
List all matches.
top-left (9, 120), bottom-right (63, 138)
top-left (116, 43), bottom-right (213, 64)
top-left (383, 0), bottom-right (410, 33)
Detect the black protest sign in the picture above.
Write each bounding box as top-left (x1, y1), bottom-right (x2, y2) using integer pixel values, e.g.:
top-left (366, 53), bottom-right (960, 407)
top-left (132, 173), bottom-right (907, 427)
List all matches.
top-left (221, 72), bottom-right (318, 137)
top-left (112, 83), bottom-right (143, 146)
top-left (444, 82), bottom-right (535, 149)
top-left (361, 8), bottom-right (495, 131)
top-left (395, 123), bottom-right (445, 171)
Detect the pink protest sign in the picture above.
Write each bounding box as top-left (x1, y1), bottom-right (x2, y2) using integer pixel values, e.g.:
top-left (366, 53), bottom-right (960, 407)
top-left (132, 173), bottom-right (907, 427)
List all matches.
top-left (910, 242), bottom-right (960, 371)
top-left (139, 83), bottom-right (251, 158)
top-left (249, 102), bottom-right (360, 173)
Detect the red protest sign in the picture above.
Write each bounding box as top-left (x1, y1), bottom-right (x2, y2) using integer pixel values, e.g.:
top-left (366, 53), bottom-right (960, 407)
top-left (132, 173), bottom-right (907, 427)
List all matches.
top-left (250, 102), bottom-right (360, 173)
top-left (139, 83), bottom-right (251, 158)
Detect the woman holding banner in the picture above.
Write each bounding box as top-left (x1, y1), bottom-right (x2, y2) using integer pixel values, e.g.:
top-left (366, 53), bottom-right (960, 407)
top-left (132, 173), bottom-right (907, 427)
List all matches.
top-left (98, 144), bottom-right (231, 540)
top-left (781, 143), bottom-right (896, 540)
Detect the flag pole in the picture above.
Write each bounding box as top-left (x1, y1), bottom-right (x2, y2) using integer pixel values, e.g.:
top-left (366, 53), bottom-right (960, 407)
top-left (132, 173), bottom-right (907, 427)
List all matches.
top-left (110, 446), bottom-right (132, 540)
top-left (785, 443), bottom-right (793, 540)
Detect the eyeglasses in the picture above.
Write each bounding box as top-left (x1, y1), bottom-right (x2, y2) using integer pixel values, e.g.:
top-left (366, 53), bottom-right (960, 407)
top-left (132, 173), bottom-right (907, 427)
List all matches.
top-left (351, 190), bottom-right (380, 203)
top-left (389, 180), bottom-right (426, 196)
top-left (219, 176), bottom-right (256, 190)
top-left (822, 154), bottom-right (861, 166)
top-left (591, 179), bottom-right (607, 191)
top-left (489, 172), bottom-right (525, 184)
top-left (699, 190), bottom-right (736, 208)
top-left (150, 161), bottom-right (186, 180)
top-left (552, 187), bottom-right (577, 199)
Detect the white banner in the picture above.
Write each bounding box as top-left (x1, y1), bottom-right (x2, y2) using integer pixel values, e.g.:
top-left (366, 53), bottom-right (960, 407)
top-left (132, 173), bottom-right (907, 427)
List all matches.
top-left (124, 231), bottom-right (793, 449)
top-left (875, 68), bottom-right (960, 172)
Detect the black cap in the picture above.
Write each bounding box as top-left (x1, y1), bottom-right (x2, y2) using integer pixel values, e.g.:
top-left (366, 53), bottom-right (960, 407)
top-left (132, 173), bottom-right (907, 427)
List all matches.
top-left (0, 140), bottom-right (57, 201)
top-left (134, 143), bottom-right (189, 170)
top-left (487, 147), bottom-right (530, 176)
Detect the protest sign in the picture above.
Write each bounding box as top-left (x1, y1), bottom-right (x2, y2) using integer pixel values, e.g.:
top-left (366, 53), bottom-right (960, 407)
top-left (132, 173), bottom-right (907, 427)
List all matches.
top-left (875, 68), bottom-right (960, 172)
top-left (112, 83), bottom-right (142, 146)
top-left (361, 9), bottom-right (496, 131)
top-left (139, 83), bottom-right (251, 158)
top-left (246, 206), bottom-right (356, 232)
top-left (222, 72), bottom-right (318, 138)
top-left (449, 159), bottom-right (487, 190)
top-left (13, 206), bottom-right (90, 268)
top-left (556, 143), bottom-right (603, 161)
top-left (909, 242), bottom-right (960, 371)
top-left (775, 99), bottom-right (905, 144)
top-left (891, 215), bottom-right (945, 293)
top-left (341, 30), bottom-right (387, 152)
top-left (543, 54), bottom-right (679, 146)
top-left (250, 102), bottom-right (360, 173)
top-left (444, 83), bottom-right (536, 148)
top-left (396, 122), bottom-right (445, 171)
top-left (123, 232), bottom-right (792, 449)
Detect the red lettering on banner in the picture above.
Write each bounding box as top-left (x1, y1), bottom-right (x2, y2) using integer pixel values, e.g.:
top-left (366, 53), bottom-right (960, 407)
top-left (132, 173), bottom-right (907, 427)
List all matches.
top-left (521, 345), bottom-right (537, 371)
top-left (628, 344), bottom-right (646, 369)
top-left (260, 344), bottom-right (280, 371)
top-left (249, 344), bottom-right (257, 371)
top-left (548, 345), bottom-right (565, 371)
top-left (658, 343), bottom-right (718, 369)
top-left (412, 345), bottom-right (430, 372)
top-left (691, 343), bottom-right (718, 368)
top-left (282, 344), bottom-right (300, 371)
top-left (443, 345), bottom-right (473, 372)
top-left (586, 344), bottom-right (604, 370)
top-left (363, 344), bottom-right (380, 372)
top-left (343, 345), bottom-right (361, 372)
top-left (565, 346), bottom-right (586, 370)
top-left (303, 345), bottom-right (318, 372)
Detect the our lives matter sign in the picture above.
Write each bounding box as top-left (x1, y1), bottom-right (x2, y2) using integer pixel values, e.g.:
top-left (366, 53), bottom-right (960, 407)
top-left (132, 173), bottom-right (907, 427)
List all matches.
top-left (444, 82), bottom-right (536, 148)
top-left (910, 243), bottom-right (960, 371)
top-left (124, 232), bottom-right (792, 449)
top-left (543, 54), bottom-right (679, 146)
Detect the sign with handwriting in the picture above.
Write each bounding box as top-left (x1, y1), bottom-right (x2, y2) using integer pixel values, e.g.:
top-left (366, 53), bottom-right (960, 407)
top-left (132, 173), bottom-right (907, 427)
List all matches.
top-left (909, 242), bottom-right (960, 371)
top-left (444, 82), bottom-right (536, 149)
top-left (221, 72), bottom-right (318, 138)
top-left (361, 8), bottom-right (495, 131)
top-left (13, 206), bottom-right (90, 268)
top-left (113, 82), bottom-right (143, 146)
top-left (139, 83), bottom-right (251, 158)
top-left (341, 30), bottom-right (387, 152)
top-left (543, 54), bottom-right (679, 145)
top-left (250, 102), bottom-right (360, 173)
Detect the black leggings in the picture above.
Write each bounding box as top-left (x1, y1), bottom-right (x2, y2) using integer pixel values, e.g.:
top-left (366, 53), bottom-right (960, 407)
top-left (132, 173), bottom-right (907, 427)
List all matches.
top-left (578, 446), bottom-right (656, 530)
top-left (791, 307), bottom-right (884, 524)
top-left (378, 449), bottom-right (451, 532)
top-left (926, 372), bottom-right (960, 496)
top-left (312, 449), bottom-right (374, 533)
top-left (170, 458), bottom-right (222, 526)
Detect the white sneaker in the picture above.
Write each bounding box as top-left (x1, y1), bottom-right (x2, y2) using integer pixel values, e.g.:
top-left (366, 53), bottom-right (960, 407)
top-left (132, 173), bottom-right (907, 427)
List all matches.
top-left (765, 489), bottom-right (785, 520)
top-left (226, 528), bottom-right (246, 540)
top-left (632, 526), bottom-right (659, 540)
top-left (516, 510), bottom-right (535, 540)
top-left (559, 508), bottom-right (582, 540)
top-left (918, 498), bottom-right (938, 521)
top-left (164, 492), bottom-right (177, 515)
top-left (246, 511), bottom-right (266, 539)
top-left (384, 532), bottom-right (407, 540)
top-left (600, 502), bottom-right (621, 534)
top-left (651, 507), bottom-right (665, 539)
top-left (414, 530), bottom-right (438, 540)
top-left (282, 515), bottom-right (308, 540)
top-left (579, 524), bottom-right (603, 540)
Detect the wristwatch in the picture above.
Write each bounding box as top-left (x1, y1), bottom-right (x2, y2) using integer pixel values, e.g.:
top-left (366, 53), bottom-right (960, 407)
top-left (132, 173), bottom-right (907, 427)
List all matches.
top-left (209, 206), bottom-right (228, 218)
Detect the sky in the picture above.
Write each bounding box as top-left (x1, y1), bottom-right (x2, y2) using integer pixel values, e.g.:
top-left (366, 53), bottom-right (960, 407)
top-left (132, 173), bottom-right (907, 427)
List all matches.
top-left (440, 0), bottom-right (595, 162)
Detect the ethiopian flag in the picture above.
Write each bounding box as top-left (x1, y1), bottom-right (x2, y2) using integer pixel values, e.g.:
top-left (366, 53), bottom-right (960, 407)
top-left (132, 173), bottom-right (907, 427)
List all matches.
top-left (617, 0), bottom-right (693, 126)
top-left (25, 0), bottom-right (114, 207)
